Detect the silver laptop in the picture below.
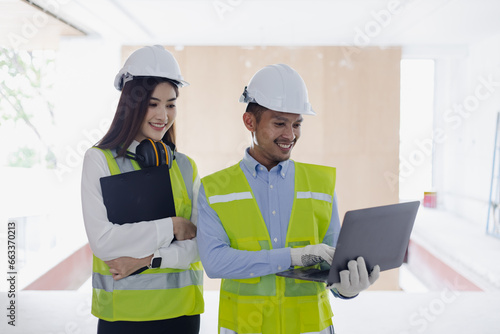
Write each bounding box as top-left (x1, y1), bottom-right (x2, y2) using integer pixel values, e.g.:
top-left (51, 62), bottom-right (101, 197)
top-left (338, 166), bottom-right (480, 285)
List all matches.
top-left (276, 201), bottom-right (420, 285)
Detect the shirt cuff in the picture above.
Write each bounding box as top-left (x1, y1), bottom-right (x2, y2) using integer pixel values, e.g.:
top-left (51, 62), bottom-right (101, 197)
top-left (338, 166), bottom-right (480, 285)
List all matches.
top-left (155, 217), bottom-right (175, 248)
top-left (330, 287), bottom-right (358, 299)
top-left (270, 247), bottom-right (292, 272)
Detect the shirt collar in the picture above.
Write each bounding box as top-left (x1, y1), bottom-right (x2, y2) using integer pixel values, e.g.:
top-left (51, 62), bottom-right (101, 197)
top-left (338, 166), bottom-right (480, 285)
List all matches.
top-left (127, 140), bottom-right (140, 153)
top-left (242, 148), bottom-right (290, 179)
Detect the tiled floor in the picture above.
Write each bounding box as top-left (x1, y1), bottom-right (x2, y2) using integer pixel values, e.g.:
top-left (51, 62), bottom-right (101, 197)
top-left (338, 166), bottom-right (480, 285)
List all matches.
top-left (1, 290), bottom-right (499, 333)
top-left (4, 207), bottom-right (500, 333)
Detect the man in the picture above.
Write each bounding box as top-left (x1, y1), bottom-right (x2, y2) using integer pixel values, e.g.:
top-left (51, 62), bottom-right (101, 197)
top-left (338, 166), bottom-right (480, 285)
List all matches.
top-left (197, 64), bottom-right (380, 334)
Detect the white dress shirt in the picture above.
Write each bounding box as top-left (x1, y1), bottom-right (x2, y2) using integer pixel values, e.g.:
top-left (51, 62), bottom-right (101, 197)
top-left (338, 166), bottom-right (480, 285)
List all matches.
top-left (81, 140), bottom-right (199, 269)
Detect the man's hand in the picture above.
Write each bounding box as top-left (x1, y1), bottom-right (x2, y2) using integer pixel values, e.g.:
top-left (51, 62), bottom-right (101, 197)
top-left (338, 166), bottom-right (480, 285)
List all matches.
top-left (172, 217), bottom-right (197, 240)
top-left (105, 255), bottom-right (153, 281)
top-left (327, 257), bottom-right (380, 297)
top-left (290, 244), bottom-right (335, 267)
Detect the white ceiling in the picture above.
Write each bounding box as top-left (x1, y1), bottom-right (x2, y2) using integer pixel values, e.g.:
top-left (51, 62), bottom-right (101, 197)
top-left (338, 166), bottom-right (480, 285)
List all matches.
top-left (4, 0), bottom-right (500, 48)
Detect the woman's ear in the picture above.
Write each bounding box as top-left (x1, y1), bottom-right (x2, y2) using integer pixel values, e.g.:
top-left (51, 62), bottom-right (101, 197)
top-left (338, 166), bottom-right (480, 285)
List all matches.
top-left (243, 112), bottom-right (256, 132)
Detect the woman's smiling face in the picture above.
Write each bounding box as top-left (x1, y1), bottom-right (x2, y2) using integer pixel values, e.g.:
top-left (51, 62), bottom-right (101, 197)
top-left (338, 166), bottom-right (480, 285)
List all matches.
top-left (135, 81), bottom-right (177, 142)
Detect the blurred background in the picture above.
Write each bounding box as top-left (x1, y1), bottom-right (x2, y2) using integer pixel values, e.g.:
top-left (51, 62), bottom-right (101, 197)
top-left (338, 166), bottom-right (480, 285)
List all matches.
top-left (1, 0), bottom-right (500, 333)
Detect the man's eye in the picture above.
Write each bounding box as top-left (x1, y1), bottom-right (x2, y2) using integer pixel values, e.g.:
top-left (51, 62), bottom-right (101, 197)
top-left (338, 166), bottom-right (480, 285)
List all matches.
top-left (293, 123), bottom-right (302, 128)
top-left (275, 122), bottom-right (285, 127)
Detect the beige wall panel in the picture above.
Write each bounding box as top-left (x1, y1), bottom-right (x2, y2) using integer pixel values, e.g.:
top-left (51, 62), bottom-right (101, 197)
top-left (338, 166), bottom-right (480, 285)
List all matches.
top-left (121, 45), bottom-right (402, 289)
top-left (173, 46), bottom-right (250, 176)
top-left (319, 47), bottom-right (401, 215)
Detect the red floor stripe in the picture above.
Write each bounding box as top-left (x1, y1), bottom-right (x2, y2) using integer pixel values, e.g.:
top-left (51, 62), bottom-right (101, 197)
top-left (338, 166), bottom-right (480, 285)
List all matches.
top-left (407, 240), bottom-right (482, 291)
top-left (23, 243), bottom-right (92, 290)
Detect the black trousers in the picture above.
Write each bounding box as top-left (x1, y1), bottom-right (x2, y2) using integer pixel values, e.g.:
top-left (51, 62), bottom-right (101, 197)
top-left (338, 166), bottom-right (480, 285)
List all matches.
top-left (97, 315), bottom-right (200, 334)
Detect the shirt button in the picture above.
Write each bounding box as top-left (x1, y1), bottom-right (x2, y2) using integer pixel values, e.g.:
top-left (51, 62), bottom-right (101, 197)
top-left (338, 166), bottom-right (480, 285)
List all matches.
top-left (278, 266), bottom-right (282, 270)
top-left (272, 210), bottom-right (276, 215)
top-left (274, 237), bottom-right (278, 243)
top-left (260, 166), bottom-right (264, 170)
top-left (281, 173), bottom-right (285, 177)
top-left (253, 172), bottom-right (256, 177)
top-left (250, 273), bottom-right (254, 276)
top-left (270, 185), bottom-right (274, 189)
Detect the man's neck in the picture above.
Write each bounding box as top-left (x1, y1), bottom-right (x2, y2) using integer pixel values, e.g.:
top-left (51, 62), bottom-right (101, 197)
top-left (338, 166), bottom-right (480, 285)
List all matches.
top-left (247, 148), bottom-right (281, 171)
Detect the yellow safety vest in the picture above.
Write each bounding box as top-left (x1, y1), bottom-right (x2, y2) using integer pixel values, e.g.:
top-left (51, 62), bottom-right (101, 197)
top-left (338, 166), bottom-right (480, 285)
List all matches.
top-left (91, 148), bottom-right (204, 321)
top-left (202, 161), bottom-right (336, 334)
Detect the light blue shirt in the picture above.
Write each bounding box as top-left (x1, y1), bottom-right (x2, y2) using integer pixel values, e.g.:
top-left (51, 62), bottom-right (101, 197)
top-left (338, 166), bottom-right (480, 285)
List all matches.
top-left (197, 149), bottom-right (341, 280)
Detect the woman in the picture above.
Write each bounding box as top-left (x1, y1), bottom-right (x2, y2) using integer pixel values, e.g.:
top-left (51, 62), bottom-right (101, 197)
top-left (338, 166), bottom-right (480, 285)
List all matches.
top-left (81, 45), bottom-right (203, 333)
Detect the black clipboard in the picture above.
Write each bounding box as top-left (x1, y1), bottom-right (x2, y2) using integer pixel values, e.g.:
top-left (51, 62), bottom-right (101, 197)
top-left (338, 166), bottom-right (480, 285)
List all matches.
top-left (100, 164), bottom-right (176, 224)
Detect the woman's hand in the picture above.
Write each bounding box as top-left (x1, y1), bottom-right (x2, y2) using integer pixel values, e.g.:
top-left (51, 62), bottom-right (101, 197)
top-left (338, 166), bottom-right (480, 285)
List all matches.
top-left (172, 217), bottom-right (197, 240)
top-left (105, 254), bottom-right (153, 281)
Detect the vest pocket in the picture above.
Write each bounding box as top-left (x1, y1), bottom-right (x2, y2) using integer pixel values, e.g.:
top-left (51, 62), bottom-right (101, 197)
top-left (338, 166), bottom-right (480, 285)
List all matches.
top-left (235, 238), bottom-right (268, 251)
top-left (219, 292), bottom-right (264, 333)
top-left (232, 276), bottom-right (261, 284)
top-left (231, 238), bottom-right (269, 284)
top-left (298, 291), bottom-right (333, 331)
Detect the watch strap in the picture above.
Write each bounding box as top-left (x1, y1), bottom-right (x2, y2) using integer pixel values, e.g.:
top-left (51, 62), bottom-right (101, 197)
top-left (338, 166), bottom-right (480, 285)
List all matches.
top-left (149, 249), bottom-right (162, 268)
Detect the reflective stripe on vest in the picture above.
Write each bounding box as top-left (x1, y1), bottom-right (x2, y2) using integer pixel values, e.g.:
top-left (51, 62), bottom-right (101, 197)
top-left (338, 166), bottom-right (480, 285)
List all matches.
top-left (296, 191), bottom-right (333, 203)
top-left (202, 161), bottom-right (336, 334)
top-left (93, 269), bottom-right (203, 292)
top-left (91, 147), bottom-right (203, 322)
top-left (208, 191), bottom-right (253, 204)
top-left (220, 325), bottom-right (335, 334)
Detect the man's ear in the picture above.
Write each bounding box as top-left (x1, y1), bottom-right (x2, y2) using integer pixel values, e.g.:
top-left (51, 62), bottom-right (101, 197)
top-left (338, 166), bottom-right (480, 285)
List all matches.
top-left (243, 112), bottom-right (256, 132)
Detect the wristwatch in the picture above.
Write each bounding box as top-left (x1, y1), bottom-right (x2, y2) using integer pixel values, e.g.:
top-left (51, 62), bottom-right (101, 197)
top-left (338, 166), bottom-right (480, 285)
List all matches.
top-left (149, 249), bottom-right (162, 269)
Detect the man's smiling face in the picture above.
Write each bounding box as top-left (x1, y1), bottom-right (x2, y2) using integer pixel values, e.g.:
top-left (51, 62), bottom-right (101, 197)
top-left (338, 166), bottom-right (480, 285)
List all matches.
top-left (245, 109), bottom-right (303, 170)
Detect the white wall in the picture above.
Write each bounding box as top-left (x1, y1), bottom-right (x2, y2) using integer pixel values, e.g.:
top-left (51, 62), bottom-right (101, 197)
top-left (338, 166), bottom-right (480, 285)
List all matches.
top-left (0, 38), bottom-right (122, 290)
top-left (49, 36), bottom-right (121, 250)
top-left (434, 33), bottom-right (500, 226)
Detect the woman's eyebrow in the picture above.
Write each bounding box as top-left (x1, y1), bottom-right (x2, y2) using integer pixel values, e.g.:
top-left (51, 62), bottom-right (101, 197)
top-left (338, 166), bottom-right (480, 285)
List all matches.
top-left (150, 97), bottom-right (177, 102)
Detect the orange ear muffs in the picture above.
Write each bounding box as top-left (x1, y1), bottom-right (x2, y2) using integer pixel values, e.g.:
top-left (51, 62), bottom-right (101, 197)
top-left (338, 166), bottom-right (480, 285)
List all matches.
top-left (128, 139), bottom-right (174, 169)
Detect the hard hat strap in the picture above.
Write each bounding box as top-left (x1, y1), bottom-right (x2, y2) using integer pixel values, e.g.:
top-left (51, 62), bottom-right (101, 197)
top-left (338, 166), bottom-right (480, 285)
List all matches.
top-left (241, 86), bottom-right (256, 104)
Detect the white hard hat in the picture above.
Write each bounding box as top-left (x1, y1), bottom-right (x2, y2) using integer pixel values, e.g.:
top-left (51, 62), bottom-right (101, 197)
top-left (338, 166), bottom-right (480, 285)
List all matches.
top-left (114, 45), bottom-right (189, 91)
top-left (239, 64), bottom-right (315, 115)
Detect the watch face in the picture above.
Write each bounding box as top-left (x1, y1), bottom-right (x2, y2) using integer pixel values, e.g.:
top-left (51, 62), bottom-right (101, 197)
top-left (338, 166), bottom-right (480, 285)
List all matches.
top-left (151, 257), bottom-right (162, 268)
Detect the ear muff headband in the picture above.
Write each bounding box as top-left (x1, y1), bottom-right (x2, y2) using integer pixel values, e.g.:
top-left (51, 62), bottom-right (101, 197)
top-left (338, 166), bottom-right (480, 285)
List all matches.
top-left (125, 139), bottom-right (174, 169)
top-left (146, 138), bottom-right (160, 167)
top-left (159, 141), bottom-right (169, 166)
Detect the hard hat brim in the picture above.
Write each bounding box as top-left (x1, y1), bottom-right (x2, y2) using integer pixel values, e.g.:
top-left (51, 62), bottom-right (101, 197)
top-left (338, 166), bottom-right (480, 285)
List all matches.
top-left (114, 72), bottom-right (190, 91)
top-left (238, 91), bottom-right (316, 116)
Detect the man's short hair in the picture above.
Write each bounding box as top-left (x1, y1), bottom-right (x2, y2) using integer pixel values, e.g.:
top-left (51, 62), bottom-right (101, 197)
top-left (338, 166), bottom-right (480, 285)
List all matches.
top-left (245, 102), bottom-right (268, 123)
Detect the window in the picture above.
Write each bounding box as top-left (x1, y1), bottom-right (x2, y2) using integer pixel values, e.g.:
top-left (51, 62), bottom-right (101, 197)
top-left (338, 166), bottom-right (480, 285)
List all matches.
top-left (399, 59), bottom-right (435, 201)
